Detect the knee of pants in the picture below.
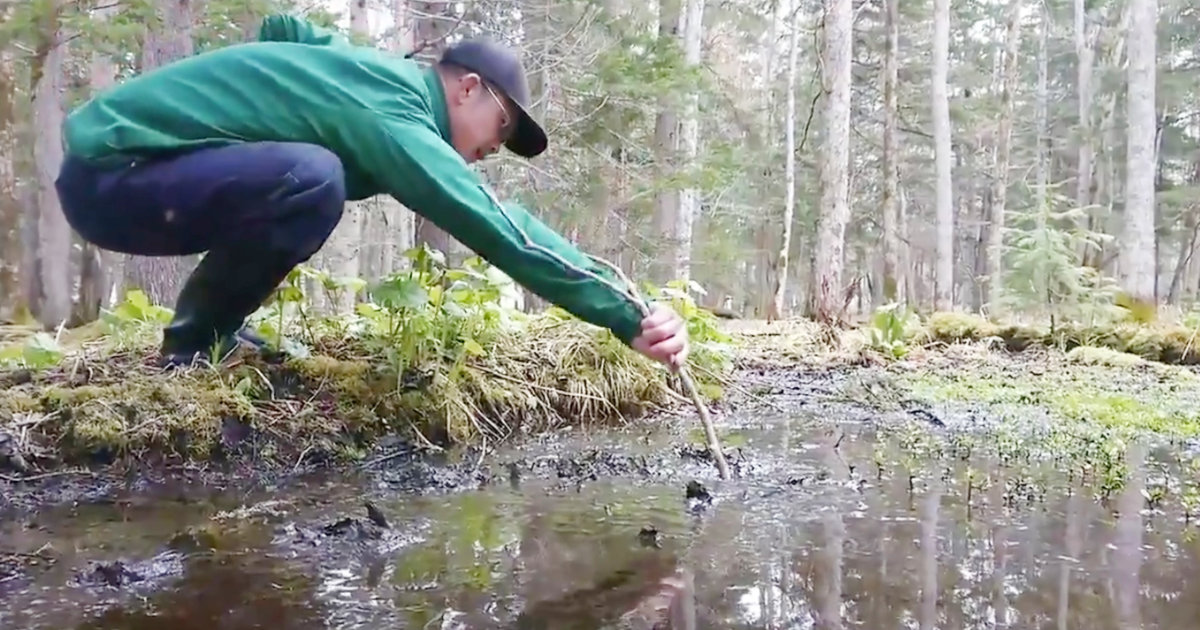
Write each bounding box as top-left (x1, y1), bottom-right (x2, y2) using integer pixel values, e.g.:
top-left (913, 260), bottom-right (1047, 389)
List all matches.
top-left (280, 145), bottom-right (347, 261)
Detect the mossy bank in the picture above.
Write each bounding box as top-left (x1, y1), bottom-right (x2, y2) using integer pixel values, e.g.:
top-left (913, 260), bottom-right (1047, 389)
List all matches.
top-left (0, 314), bottom-right (731, 479)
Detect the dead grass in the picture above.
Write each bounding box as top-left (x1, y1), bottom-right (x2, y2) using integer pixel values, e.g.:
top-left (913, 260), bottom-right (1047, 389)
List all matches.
top-left (0, 315), bottom-right (721, 474)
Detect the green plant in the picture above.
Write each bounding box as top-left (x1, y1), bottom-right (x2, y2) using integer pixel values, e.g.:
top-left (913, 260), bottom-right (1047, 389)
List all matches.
top-left (869, 302), bottom-right (912, 359)
top-left (0, 331), bottom-right (65, 370)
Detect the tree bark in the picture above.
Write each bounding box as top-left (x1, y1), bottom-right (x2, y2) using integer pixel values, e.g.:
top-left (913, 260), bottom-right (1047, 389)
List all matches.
top-left (932, 0), bottom-right (955, 311)
top-left (33, 1), bottom-right (71, 328)
top-left (0, 49), bottom-right (19, 321)
top-left (987, 0), bottom-right (1022, 314)
top-left (1120, 0), bottom-right (1158, 309)
top-left (1074, 0), bottom-right (1097, 247)
top-left (652, 0), bottom-right (683, 285)
top-left (670, 0), bottom-right (704, 285)
top-left (880, 0), bottom-right (901, 306)
top-left (124, 0), bottom-right (197, 307)
top-left (768, 1), bottom-right (799, 320)
top-left (808, 0), bottom-right (852, 324)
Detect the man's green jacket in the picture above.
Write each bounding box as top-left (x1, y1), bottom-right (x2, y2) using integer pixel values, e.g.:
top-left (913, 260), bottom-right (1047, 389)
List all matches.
top-left (62, 14), bottom-right (644, 345)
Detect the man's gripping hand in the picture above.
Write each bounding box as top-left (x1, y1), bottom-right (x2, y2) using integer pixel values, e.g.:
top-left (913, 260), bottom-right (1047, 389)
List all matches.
top-left (631, 303), bottom-right (690, 371)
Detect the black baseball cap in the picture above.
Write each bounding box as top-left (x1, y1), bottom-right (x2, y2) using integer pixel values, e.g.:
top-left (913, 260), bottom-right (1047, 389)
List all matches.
top-left (439, 38), bottom-right (548, 159)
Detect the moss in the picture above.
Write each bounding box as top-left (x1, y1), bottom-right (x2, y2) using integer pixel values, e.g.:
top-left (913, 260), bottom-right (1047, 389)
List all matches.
top-left (1065, 346), bottom-right (1146, 368)
top-left (914, 312), bottom-right (1200, 365)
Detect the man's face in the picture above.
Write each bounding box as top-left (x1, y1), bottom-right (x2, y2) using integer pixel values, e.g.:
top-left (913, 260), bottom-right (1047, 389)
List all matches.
top-left (446, 72), bottom-right (515, 164)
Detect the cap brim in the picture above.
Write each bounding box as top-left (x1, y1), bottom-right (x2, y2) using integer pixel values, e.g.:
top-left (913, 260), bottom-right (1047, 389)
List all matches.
top-left (504, 101), bottom-right (548, 158)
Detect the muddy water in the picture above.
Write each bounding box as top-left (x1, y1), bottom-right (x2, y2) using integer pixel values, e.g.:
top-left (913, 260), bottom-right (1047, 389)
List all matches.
top-left (2, 411), bottom-right (1199, 629)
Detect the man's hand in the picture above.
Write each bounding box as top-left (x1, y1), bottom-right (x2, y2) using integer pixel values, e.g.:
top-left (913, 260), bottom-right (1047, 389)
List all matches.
top-left (631, 302), bottom-right (689, 370)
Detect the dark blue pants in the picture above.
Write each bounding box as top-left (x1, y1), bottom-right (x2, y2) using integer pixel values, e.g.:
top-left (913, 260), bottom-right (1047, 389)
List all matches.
top-left (55, 142), bottom-right (346, 358)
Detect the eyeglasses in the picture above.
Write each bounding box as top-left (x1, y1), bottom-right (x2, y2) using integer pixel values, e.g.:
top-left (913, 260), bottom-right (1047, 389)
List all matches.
top-left (482, 82), bottom-right (514, 140)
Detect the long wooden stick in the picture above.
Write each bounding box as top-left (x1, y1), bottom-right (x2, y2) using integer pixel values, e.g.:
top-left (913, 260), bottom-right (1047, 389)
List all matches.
top-left (479, 185), bottom-right (731, 479)
top-left (587, 257), bottom-right (731, 480)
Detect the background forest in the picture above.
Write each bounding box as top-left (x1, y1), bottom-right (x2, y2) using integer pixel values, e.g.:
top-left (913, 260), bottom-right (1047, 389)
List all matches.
top-left (0, 0), bottom-right (1195, 331)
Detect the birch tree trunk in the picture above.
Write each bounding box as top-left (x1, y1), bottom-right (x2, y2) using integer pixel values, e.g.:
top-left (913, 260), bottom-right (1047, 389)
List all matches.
top-left (670, 0), bottom-right (704, 285)
top-left (932, 0), bottom-right (955, 312)
top-left (987, 0), bottom-right (1023, 314)
top-left (808, 0), bottom-right (852, 324)
top-left (124, 0), bottom-right (197, 307)
top-left (768, 3), bottom-right (799, 319)
top-left (652, 0), bottom-right (683, 285)
top-left (880, 0), bottom-right (901, 305)
top-left (1121, 0), bottom-right (1158, 310)
top-left (33, 1), bottom-right (71, 328)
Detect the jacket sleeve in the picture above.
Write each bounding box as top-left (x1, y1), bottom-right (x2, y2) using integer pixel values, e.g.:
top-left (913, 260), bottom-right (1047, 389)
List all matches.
top-left (258, 14), bottom-right (351, 47)
top-left (351, 112), bottom-right (645, 345)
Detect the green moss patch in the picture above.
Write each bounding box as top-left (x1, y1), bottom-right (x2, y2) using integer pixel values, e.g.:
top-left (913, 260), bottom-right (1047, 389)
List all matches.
top-left (919, 312), bottom-right (1200, 364)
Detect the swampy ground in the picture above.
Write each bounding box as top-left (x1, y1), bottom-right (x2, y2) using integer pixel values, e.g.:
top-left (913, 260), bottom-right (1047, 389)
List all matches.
top-left (3, 319), bottom-right (1200, 629)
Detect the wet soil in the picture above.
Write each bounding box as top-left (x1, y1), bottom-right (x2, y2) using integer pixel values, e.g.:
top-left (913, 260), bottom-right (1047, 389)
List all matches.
top-left (3, 350), bottom-right (1199, 628)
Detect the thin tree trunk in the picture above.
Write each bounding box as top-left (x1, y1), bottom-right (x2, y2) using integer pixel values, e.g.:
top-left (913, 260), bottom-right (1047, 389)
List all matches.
top-left (932, 0), bottom-right (955, 311)
top-left (1074, 0), bottom-right (1097, 250)
top-left (33, 1), bottom-right (71, 328)
top-left (1120, 0), bottom-right (1158, 310)
top-left (652, 0), bottom-right (683, 285)
top-left (0, 49), bottom-right (19, 321)
top-left (769, 4), bottom-right (799, 320)
top-left (987, 0), bottom-right (1023, 315)
top-left (671, 0), bottom-right (704, 285)
top-left (74, 1), bottom-right (121, 324)
top-left (124, 0), bottom-right (197, 307)
top-left (808, 0), bottom-right (852, 324)
top-left (880, 0), bottom-right (901, 305)
top-left (1035, 8), bottom-right (1051, 311)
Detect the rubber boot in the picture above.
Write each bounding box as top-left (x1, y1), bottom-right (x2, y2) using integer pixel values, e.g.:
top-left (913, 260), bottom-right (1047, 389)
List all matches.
top-left (158, 245), bottom-right (297, 369)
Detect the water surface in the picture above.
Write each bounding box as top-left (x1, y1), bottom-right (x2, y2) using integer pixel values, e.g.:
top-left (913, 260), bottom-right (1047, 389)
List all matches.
top-left (2, 413), bottom-right (1197, 629)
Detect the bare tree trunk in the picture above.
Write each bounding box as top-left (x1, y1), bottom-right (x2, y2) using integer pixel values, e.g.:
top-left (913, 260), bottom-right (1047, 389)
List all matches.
top-left (0, 49), bottom-right (19, 321)
top-left (670, 0), bottom-right (704, 285)
top-left (1035, 5), bottom-right (1051, 311)
top-left (808, 0), bottom-right (852, 324)
top-left (880, 0), bottom-right (901, 306)
top-left (1074, 0), bottom-right (1097, 249)
top-left (1120, 0), bottom-right (1158, 309)
top-left (932, 0), bottom-right (954, 311)
top-left (652, 0), bottom-right (683, 285)
top-left (74, 2), bottom-right (121, 324)
top-left (124, 0), bottom-right (197, 307)
top-left (987, 0), bottom-right (1023, 315)
top-left (33, 1), bottom-right (71, 328)
top-left (769, 4), bottom-right (799, 320)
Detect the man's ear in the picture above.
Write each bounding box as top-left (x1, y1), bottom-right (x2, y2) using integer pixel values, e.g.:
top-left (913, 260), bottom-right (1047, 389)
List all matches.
top-left (458, 72), bottom-right (483, 99)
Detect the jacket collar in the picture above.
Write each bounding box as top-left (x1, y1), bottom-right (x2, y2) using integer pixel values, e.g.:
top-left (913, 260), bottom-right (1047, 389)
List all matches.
top-left (421, 66), bottom-right (452, 144)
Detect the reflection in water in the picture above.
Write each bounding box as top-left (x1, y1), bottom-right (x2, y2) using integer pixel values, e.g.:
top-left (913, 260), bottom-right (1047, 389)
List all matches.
top-left (1112, 442), bottom-right (1144, 630)
top-left (5, 423), bottom-right (1200, 629)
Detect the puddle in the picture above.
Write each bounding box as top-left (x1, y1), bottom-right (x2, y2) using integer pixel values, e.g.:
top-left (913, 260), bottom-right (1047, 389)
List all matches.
top-left (2, 413), bottom-right (1198, 629)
